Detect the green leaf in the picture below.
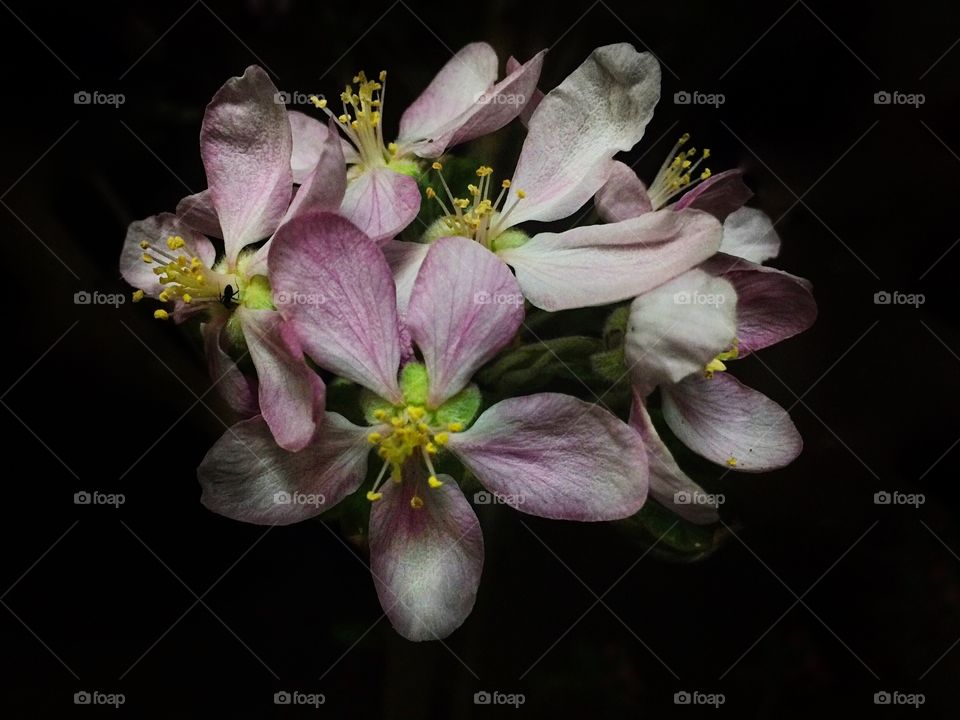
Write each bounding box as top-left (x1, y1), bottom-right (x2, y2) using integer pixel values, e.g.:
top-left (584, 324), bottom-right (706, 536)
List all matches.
top-left (616, 500), bottom-right (730, 563)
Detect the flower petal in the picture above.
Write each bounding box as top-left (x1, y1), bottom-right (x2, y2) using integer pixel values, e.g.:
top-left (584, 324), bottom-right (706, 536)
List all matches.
top-left (447, 393), bottom-right (648, 520)
top-left (176, 190), bottom-right (222, 238)
top-left (121, 213), bottom-right (215, 298)
top-left (340, 167), bottom-right (421, 244)
top-left (397, 42), bottom-right (498, 147)
top-left (506, 56), bottom-right (544, 126)
top-left (406, 237), bottom-right (523, 407)
top-left (716, 206), bottom-right (780, 264)
top-left (282, 117), bottom-right (346, 221)
top-left (202, 314), bottom-right (259, 416)
top-left (594, 160), bottom-right (652, 222)
top-left (269, 211), bottom-right (403, 403)
top-left (504, 44), bottom-right (661, 226)
top-left (381, 240), bottom-right (430, 315)
top-left (288, 110), bottom-right (327, 184)
top-left (672, 169), bottom-right (753, 221)
top-left (412, 50), bottom-right (547, 158)
top-left (198, 412), bottom-right (369, 525)
top-left (200, 65), bottom-right (292, 264)
top-left (662, 372), bottom-right (802, 471)
top-left (625, 268), bottom-right (738, 391)
top-left (239, 307), bottom-right (326, 452)
top-left (369, 469), bottom-right (483, 642)
top-left (499, 207), bottom-right (723, 311)
top-left (629, 390), bottom-right (719, 524)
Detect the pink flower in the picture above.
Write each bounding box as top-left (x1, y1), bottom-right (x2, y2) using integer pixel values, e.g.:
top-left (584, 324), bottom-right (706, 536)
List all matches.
top-left (386, 43), bottom-right (724, 312)
top-left (198, 213), bottom-right (649, 640)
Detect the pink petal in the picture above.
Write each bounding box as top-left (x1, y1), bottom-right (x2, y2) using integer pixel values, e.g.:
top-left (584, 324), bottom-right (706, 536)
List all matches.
top-left (672, 169), bottom-right (753, 221)
top-left (369, 468), bottom-right (483, 641)
top-left (505, 44), bottom-right (661, 227)
top-left (282, 117), bottom-right (346, 222)
top-left (629, 390), bottom-right (719, 524)
top-left (176, 190), bottom-right (222, 238)
top-left (198, 412), bottom-right (369, 525)
top-left (202, 314), bottom-right (259, 416)
top-left (499, 207), bottom-right (722, 311)
top-left (406, 237), bottom-right (523, 407)
top-left (121, 213), bottom-right (215, 298)
top-left (726, 268), bottom-right (816, 356)
top-left (662, 372), bottom-right (802, 472)
top-left (506, 55), bottom-right (544, 126)
top-left (717, 207), bottom-right (780, 264)
top-left (595, 160), bottom-right (653, 222)
top-left (288, 110), bottom-right (327, 184)
top-left (397, 42), bottom-right (498, 147)
top-left (413, 50), bottom-right (547, 159)
top-left (381, 239), bottom-right (430, 315)
top-left (339, 167), bottom-right (421, 244)
top-left (269, 211), bottom-right (403, 404)
top-left (625, 268), bottom-right (738, 390)
top-left (239, 308), bottom-right (326, 452)
top-left (200, 65), bottom-right (293, 264)
top-left (447, 393), bottom-right (648, 521)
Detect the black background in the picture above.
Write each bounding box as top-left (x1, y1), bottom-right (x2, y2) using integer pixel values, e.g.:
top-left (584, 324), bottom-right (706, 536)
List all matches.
top-left (1, 0), bottom-right (959, 717)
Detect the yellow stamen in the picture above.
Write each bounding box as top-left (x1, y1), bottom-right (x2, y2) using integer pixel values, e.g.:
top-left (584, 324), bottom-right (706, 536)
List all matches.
top-left (410, 495), bottom-right (424, 509)
top-left (132, 290), bottom-right (144, 303)
top-left (367, 490), bottom-right (383, 501)
top-left (153, 309), bottom-right (169, 320)
top-left (428, 475), bottom-right (444, 488)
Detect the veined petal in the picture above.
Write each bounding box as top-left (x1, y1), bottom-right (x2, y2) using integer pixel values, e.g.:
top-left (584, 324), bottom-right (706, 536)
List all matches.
top-left (397, 42), bottom-right (498, 147)
top-left (239, 307), bottom-right (325, 452)
top-left (289, 110), bottom-right (328, 184)
top-left (629, 389), bottom-right (719, 524)
top-left (381, 240), bottom-right (430, 315)
top-left (200, 65), bottom-right (293, 264)
top-left (447, 393), bottom-right (648, 521)
top-left (595, 160), bottom-right (653, 222)
top-left (662, 372), bottom-right (802, 472)
top-left (369, 469), bottom-right (483, 642)
top-left (412, 51), bottom-right (547, 158)
top-left (716, 206), bottom-right (781, 264)
top-left (176, 190), bottom-right (222, 238)
top-left (499, 207), bottom-right (722, 311)
top-left (202, 314), bottom-right (259, 416)
top-left (506, 55), bottom-right (544, 126)
top-left (121, 213), bottom-right (215, 298)
top-left (504, 44), bottom-right (661, 226)
top-left (269, 211), bottom-right (403, 403)
top-left (406, 237), bottom-right (523, 407)
top-left (198, 412), bottom-right (369, 525)
top-left (282, 117), bottom-right (346, 222)
top-left (625, 269), bottom-right (738, 390)
top-left (340, 167), bottom-right (421, 244)
top-left (672, 168), bottom-right (753, 221)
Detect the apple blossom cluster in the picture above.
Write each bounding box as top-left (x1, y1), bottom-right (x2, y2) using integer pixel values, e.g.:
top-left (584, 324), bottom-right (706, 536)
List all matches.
top-left (121, 42), bottom-right (816, 641)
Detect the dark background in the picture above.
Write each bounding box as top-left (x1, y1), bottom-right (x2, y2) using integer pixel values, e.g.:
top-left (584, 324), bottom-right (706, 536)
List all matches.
top-left (1, 0), bottom-right (958, 717)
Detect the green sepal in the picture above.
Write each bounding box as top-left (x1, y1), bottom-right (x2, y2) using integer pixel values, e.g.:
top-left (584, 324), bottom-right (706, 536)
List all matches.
top-left (434, 384), bottom-right (482, 427)
top-left (400, 362), bottom-right (429, 406)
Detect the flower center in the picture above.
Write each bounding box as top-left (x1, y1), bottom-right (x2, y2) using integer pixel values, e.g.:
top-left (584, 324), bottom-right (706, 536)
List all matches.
top-left (647, 133), bottom-right (712, 210)
top-left (311, 70), bottom-right (398, 170)
top-left (365, 405), bottom-right (464, 509)
top-left (424, 163), bottom-right (527, 249)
